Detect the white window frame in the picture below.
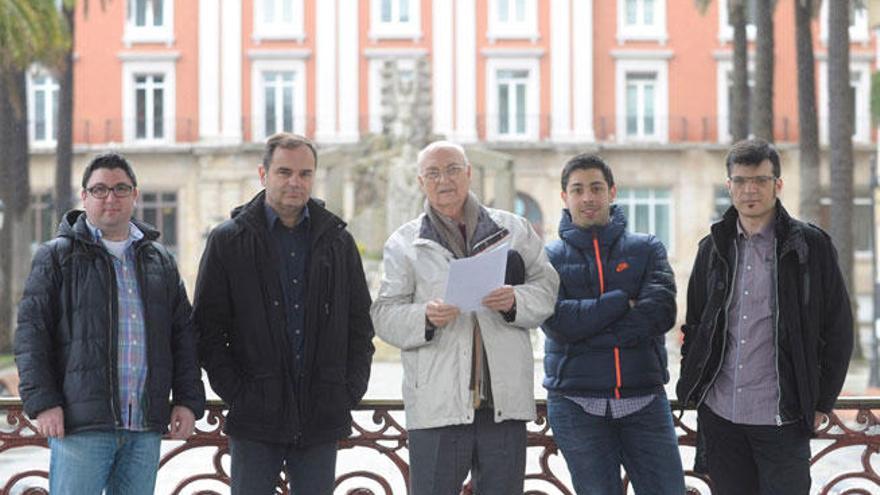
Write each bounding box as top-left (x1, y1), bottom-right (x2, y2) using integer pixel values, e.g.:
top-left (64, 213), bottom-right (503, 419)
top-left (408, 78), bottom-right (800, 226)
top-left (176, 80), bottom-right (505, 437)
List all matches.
top-left (251, 59), bottom-right (307, 141)
top-left (27, 67), bottom-right (60, 148)
top-left (369, 0), bottom-right (421, 40)
top-left (615, 59), bottom-right (668, 143)
top-left (487, 0), bottom-right (538, 41)
top-left (124, 0), bottom-right (174, 46)
top-left (122, 59), bottom-right (176, 145)
top-left (820, 1), bottom-right (869, 44)
top-left (718, 0), bottom-right (756, 43)
top-left (818, 60), bottom-right (871, 144)
top-left (616, 187), bottom-right (675, 255)
top-left (253, 0), bottom-right (305, 42)
top-left (485, 57), bottom-right (540, 141)
top-left (617, 0), bottom-right (667, 43)
top-left (716, 59), bottom-right (755, 143)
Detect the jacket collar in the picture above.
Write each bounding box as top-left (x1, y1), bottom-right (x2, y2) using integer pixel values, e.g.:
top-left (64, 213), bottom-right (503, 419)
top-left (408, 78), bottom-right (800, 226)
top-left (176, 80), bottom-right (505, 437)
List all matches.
top-left (231, 190), bottom-right (344, 244)
top-left (712, 200), bottom-right (807, 263)
top-left (558, 204), bottom-right (627, 251)
top-left (58, 209), bottom-right (159, 246)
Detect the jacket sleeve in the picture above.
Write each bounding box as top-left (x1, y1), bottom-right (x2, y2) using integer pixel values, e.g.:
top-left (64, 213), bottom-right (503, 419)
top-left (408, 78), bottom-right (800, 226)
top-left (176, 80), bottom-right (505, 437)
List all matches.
top-left (165, 253), bottom-right (206, 419)
top-left (371, 232), bottom-right (435, 350)
top-left (193, 229), bottom-right (242, 404)
top-left (681, 239), bottom-right (711, 363)
top-left (506, 217), bottom-right (560, 330)
top-left (541, 242), bottom-right (630, 344)
top-left (606, 237), bottom-right (677, 345)
top-left (14, 243), bottom-right (64, 419)
top-left (344, 237), bottom-right (375, 406)
top-left (815, 237), bottom-right (854, 413)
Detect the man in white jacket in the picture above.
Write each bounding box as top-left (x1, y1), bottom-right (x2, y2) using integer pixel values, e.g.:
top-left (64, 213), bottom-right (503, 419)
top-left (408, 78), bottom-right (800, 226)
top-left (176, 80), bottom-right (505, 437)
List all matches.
top-left (371, 141), bottom-right (559, 495)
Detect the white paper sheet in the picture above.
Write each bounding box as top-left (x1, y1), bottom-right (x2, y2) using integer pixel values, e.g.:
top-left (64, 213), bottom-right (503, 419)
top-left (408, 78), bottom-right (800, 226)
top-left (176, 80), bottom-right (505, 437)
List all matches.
top-left (443, 241), bottom-right (511, 312)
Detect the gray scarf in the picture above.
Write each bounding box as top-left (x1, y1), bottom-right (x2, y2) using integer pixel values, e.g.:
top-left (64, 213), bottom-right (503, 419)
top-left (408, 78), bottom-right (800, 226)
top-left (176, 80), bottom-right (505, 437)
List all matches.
top-left (423, 191), bottom-right (482, 258)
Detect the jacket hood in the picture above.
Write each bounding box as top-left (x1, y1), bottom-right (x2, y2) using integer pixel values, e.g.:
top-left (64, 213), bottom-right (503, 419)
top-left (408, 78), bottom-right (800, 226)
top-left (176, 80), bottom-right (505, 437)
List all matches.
top-left (558, 204), bottom-right (627, 251)
top-left (58, 209), bottom-right (160, 244)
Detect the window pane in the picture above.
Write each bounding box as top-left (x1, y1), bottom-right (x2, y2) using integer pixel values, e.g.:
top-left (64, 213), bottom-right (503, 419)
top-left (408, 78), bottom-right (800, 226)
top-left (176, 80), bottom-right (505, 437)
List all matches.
top-left (644, 0), bottom-right (654, 25)
top-left (282, 0), bottom-right (293, 23)
top-left (282, 85), bottom-right (293, 132)
top-left (644, 83), bottom-right (655, 135)
top-left (142, 192), bottom-right (157, 202)
top-left (635, 204), bottom-right (650, 233)
top-left (400, 0), bottom-right (410, 22)
top-left (35, 90), bottom-right (46, 140)
top-left (626, 0), bottom-right (637, 25)
top-left (634, 189), bottom-right (649, 200)
top-left (515, 83), bottom-right (526, 134)
top-left (854, 203), bottom-right (871, 251)
top-left (162, 204), bottom-right (177, 247)
top-left (515, 0), bottom-right (525, 22)
top-left (153, 0), bottom-right (163, 26)
top-left (161, 192), bottom-right (175, 203)
top-left (51, 87), bottom-right (59, 140)
top-left (136, 87), bottom-right (146, 138)
top-left (153, 86), bottom-right (164, 138)
top-left (136, 0), bottom-right (147, 26)
top-left (654, 203), bottom-right (670, 248)
top-left (265, 85), bottom-right (276, 136)
top-left (626, 84), bottom-right (637, 135)
top-left (381, 0), bottom-right (392, 22)
top-left (142, 206), bottom-right (157, 227)
top-left (499, 84), bottom-right (509, 134)
top-left (498, 0), bottom-right (509, 22)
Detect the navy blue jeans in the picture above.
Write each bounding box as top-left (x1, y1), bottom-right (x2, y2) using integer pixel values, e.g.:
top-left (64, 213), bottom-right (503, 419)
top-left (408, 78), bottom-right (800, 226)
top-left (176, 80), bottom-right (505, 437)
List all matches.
top-left (547, 393), bottom-right (685, 495)
top-left (48, 430), bottom-right (161, 495)
top-left (229, 436), bottom-right (338, 495)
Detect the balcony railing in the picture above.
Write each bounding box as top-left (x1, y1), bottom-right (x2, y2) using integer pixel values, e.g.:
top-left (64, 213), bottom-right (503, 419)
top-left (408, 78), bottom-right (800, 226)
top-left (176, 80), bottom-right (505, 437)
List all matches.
top-left (1, 398), bottom-right (879, 494)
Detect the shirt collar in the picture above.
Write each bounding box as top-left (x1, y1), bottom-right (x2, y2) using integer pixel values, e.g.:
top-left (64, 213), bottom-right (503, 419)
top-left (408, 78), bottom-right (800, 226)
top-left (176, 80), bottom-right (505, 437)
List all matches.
top-left (264, 201), bottom-right (310, 230)
top-left (736, 216), bottom-right (775, 240)
top-left (85, 217), bottom-right (144, 245)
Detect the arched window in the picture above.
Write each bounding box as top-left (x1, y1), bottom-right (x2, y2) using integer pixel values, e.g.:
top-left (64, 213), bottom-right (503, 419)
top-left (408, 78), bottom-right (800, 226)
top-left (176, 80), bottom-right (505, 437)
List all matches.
top-left (514, 192), bottom-right (544, 237)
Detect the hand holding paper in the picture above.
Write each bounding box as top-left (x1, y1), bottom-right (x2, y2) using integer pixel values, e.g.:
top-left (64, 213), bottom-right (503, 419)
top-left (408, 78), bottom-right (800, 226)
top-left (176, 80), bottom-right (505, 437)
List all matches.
top-left (443, 242), bottom-right (511, 312)
top-left (426, 299), bottom-right (461, 327)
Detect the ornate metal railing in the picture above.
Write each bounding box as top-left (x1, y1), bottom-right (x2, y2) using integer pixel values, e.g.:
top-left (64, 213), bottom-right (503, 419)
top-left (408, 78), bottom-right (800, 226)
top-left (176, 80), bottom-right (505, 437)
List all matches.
top-left (1, 398), bottom-right (879, 494)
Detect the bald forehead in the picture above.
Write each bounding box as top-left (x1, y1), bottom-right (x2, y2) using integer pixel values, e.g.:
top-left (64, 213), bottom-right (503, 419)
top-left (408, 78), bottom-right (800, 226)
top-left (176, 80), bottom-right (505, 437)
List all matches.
top-left (418, 143), bottom-right (467, 170)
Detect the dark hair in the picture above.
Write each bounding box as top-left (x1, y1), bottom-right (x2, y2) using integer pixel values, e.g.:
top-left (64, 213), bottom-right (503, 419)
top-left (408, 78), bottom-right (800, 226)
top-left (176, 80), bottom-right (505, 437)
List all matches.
top-left (725, 138), bottom-right (781, 178)
top-left (262, 133), bottom-right (318, 170)
top-left (81, 152), bottom-right (138, 188)
top-left (561, 153), bottom-right (614, 191)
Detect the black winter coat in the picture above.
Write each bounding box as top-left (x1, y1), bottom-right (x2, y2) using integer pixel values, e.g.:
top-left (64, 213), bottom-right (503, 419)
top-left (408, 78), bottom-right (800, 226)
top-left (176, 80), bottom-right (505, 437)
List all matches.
top-left (194, 192), bottom-right (375, 446)
top-left (542, 206), bottom-right (676, 398)
top-left (14, 211), bottom-right (206, 433)
top-left (676, 202), bottom-right (853, 431)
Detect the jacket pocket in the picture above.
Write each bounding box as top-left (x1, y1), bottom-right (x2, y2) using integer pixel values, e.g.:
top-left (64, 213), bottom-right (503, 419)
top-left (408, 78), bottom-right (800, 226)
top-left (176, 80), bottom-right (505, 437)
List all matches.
top-left (309, 366), bottom-right (353, 428)
top-left (230, 375), bottom-right (283, 423)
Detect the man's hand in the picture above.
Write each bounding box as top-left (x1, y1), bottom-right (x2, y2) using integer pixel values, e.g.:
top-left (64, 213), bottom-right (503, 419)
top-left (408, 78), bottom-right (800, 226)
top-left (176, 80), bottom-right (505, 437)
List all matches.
top-left (629, 299), bottom-right (637, 309)
top-left (36, 406), bottom-right (65, 438)
top-left (814, 411), bottom-right (829, 431)
top-left (426, 299), bottom-right (461, 327)
top-left (168, 406), bottom-right (196, 440)
top-left (482, 285), bottom-right (515, 312)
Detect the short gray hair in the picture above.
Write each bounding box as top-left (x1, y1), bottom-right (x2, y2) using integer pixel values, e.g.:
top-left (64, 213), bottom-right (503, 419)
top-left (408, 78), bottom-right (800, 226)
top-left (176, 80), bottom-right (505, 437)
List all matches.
top-left (416, 141), bottom-right (468, 169)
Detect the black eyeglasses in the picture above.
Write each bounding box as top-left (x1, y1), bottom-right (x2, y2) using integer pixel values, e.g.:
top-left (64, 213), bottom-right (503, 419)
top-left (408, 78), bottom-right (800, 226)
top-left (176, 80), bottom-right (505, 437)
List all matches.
top-left (85, 183), bottom-right (134, 199)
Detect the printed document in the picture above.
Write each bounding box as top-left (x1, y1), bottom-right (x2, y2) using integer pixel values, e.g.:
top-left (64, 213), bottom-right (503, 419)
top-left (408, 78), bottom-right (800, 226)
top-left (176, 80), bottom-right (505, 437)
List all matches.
top-left (443, 242), bottom-right (510, 312)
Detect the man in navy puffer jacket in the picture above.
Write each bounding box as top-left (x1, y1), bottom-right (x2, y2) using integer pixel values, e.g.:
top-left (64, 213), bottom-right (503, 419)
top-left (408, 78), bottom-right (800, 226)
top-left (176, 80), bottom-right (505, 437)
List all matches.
top-left (542, 153), bottom-right (684, 494)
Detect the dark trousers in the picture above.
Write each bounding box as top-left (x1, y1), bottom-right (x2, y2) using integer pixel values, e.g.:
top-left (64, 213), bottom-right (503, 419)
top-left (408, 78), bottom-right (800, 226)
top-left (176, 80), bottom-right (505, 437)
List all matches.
top-left (407, 409), bottom-right (527, 495)
top-left (229, 435), bottom-right (337, 495)
top-left (699, 405), bottom-right (811, 495)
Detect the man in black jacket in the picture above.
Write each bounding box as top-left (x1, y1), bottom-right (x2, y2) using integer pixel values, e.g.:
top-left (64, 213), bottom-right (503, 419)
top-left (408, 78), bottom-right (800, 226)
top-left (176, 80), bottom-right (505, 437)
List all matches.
top-left (14, 152), bottom-right (205, 495)
top-left (676, 139), bottom-right (853, 494)
top-left (194, 133), bottom-right (375, 494)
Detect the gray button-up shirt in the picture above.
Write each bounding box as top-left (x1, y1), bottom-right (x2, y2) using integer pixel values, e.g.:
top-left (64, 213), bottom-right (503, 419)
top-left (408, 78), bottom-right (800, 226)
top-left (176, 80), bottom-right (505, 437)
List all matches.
top-left (704, 219), bottom-right (780, 425)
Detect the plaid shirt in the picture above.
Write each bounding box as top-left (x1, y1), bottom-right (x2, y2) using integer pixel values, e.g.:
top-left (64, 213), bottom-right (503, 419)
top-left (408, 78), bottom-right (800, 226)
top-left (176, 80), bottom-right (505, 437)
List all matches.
top-left (87, 219), bottom-right (148, 431)
top-left (565, 394), bottom-right (656, 419)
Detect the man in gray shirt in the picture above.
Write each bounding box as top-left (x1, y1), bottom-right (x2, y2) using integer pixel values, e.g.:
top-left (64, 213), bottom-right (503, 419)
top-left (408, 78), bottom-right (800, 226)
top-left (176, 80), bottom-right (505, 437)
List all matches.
top-left (677, 139), bottom-right (853, 494)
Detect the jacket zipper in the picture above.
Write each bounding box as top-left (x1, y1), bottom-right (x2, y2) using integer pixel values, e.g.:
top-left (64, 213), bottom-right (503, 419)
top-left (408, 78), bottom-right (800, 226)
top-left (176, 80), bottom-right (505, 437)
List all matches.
top-left (103, 253), bottom-right (121, 427)
top-left (135, 245), bottom-right (150, 429)
top-left (694, 241), bottom-right (737, 407)
top-left (773, 239), bottom-right (783, 426)
top-left (592, 233), bottom-right (621, 399)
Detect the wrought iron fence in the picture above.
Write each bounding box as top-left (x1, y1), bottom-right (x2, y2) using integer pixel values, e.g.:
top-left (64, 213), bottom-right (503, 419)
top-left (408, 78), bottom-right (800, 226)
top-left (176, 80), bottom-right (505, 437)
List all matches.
top-left (1, 398), bottom-right (878, 494)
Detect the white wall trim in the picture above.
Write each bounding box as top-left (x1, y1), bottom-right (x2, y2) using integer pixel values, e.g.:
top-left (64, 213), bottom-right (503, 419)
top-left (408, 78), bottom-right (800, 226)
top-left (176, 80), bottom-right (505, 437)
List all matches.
top-left (455, 0), bottom-right (477, 142)
top-left (614, 58), bottom-right (669, 143)
top-left (123, 0), bottom-right (175, 47)
top-left (550, 0), bottom-right (572, 142)
top-left (572, 0), bottom-right (595, 141)
top-left (247, 49), bottom-right (313, 60)
top-left (315, 0), bottom-right (337, 141)
top-left (250, 59), bottom-right (308, 141)
top-left (715, 59), bottom-right (755, 144)
top-left (480, 47), bottom-right (546, 58)
top-left (338, 0), bottom-right (360, 142)
top-left (610, 49), bottom-right (674, 60)
top-left (364, 47), bottom-right (429, 59)
top-left (487, 0), bottom-right (539, 42)
top-left (616, 0), bottom-right (668, 45)
top-left (221, 0), bottom-right (242, 142)
top-left (122, 60), bottom-right (176, 145)
top-left (485, 57), bottom-right (541, 142)
top-left (117, 51), bottom-right (181, 62)
top-left (432, 0), bottom-right (454, 137)
top-left (818, 60), bottom-right (872, 145)
top-left (199, 0), bottom-right (220, 140)
top-left (252, 0), bottom-right (305, 43)
top-left (368, 0), bottom-right (422, 40)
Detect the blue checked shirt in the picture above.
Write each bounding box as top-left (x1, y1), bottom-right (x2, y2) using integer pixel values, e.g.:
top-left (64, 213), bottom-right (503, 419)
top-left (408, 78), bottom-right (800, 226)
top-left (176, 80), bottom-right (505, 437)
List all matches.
top-left (86, 219), bottom-right (148, 431)
top-left (565, 394), bottom-right (656, 419)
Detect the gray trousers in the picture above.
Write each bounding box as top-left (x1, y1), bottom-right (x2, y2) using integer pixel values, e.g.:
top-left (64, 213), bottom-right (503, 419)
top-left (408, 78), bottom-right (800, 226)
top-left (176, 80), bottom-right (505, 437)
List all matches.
top-left (407, 409), bottom-right (527, 495)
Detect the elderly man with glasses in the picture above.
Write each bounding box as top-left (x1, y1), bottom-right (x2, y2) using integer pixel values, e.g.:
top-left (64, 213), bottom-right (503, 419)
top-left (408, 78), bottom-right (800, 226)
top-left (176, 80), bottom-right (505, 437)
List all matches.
top-left (14, 152), bottom-right (205, 495)
top-left (372, 141), bottom-right (559, 495)
top-left (677, 138), bottom-right (853, 495)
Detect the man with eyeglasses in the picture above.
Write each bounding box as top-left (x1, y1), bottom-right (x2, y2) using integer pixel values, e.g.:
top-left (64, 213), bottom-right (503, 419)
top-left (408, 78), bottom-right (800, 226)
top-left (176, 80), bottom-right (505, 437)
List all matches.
top-left (676, 138), bottom-right (853, 494)
top-left (15, 152), bottom-right (205, 494)
top-left (194, 133), bottom-right (375, 494)
top-left (372, 141), bottom-right (559, 494)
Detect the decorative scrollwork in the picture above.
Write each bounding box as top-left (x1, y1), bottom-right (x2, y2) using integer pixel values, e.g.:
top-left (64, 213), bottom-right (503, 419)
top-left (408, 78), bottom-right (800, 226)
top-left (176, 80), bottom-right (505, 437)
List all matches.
top-left (1, 398), bottom-right (879, 494)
